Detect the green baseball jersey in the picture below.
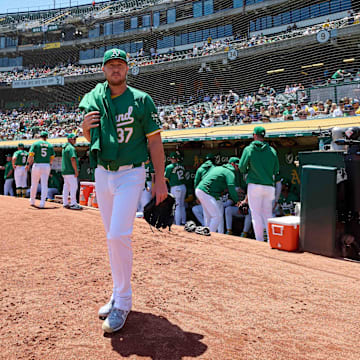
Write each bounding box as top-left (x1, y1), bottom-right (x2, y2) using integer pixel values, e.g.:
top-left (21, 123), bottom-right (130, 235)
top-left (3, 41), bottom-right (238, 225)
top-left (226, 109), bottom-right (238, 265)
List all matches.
top-left (98, 86), bottom-right (161, 167)
top-left (48, 171), bottom-right (62, 191)
top-left (145, 161), bottom-right (154, 182)
top-left (194, 160), bottom-right (214, 188)
top-left (278, 192), bottom-right (299, 215)
top-left (13, 150), bottom-right (28, 166)
top-left (165, 162), bottom-right (186, 187)
top-left (29, 140), bottom-right (55, 164)
top-left (4, 161), bottom-right (14, 179)
top-left (79, 158), bottom-right (95, 181)
top-left (239, 140), bottom-right (279, 187)
top-left (197, 164), bottom-right (239, 202)
top-left (61, 143), bottom-right (79, 175)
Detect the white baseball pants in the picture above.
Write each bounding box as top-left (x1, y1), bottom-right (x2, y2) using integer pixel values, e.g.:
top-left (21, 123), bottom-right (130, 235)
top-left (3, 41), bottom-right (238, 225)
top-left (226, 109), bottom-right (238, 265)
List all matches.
top-left (4, 179), bottom-right (14, 196)
top-left (30, 163), bottom-right (50, 207)
top-left (14, 166), bottom-right (27, 188)
top-left (192, 204), bottom-right (204, 226)
top-left (170, 184), bottom-right (186, 225)
top-left (247, 183), bottom-right (275, 242)
top-left (95, 165), bottom-right (145, 311)
top-left (225, 206), bottom-right (252, 233)
top-left (62, 174), bottom-right (78, 206)
top-left (138, 180), bottom-right (152, 213)
top-left (195, 188), bottom-right (223, 232)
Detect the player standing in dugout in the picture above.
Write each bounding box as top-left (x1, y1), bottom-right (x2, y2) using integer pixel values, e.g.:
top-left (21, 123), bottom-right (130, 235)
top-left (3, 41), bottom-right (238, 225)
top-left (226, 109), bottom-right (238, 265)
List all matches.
top-left (80, 48), bottom-right (168, 334)
top-left (12, 143), bottom-right (28, 197)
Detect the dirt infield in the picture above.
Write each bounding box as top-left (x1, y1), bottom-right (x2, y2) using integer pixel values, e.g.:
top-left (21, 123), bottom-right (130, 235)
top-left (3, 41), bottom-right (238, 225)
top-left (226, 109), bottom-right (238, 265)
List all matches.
top-left (1, 196), bottom-right (360, 360)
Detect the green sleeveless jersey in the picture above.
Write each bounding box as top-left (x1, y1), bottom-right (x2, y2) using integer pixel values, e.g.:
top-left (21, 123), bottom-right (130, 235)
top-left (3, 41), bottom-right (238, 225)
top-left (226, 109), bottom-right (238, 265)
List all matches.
top-left (165, 162), bottom-right (186, 187)
top-left (29, 140), bottom-right (55, 164)
top-left (98, 86), bottom-right (161, 167)
top-left (13, 150), bottom-right (28, 166)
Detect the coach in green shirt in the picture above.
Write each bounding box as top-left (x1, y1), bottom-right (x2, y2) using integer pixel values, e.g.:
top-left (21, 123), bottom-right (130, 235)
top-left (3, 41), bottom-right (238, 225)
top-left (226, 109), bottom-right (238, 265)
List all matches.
top-left (61, 133), bottom-right (82, 210)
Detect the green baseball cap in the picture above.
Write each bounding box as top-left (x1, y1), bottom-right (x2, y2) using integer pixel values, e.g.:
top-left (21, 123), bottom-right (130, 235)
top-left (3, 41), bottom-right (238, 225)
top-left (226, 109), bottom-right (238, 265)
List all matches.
top-left (228, 157), bottom-right (240, 165)
top-left (40, 131), bottom-right (48, 137)
top-left (253, 126), bottom-right (266, 137)
top-left (103, 48), bottom-right (127, 66)
top-left (205, 153), bottom-right (214, 160)
top-left (169, 151), bottom-right (180, 159)
top-left (67, 133), bottom-right (77, 139)
top-left (5, 153), bottom-right (12, 157)
top-left (18, 142), bottom-right (24, 147)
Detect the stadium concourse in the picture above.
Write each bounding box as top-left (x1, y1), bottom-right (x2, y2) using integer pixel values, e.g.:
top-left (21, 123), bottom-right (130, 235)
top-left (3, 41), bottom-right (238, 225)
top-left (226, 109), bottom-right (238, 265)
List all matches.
top-left (1, 196), bottom-right (360, 360)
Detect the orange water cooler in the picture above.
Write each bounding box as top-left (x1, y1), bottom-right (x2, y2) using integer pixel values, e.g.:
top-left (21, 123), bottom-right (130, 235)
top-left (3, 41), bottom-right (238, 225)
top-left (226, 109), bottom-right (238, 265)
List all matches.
top-left (267, 216), bottom-right (300, 251)
top-left (79, 181), bottom-right (95, 206)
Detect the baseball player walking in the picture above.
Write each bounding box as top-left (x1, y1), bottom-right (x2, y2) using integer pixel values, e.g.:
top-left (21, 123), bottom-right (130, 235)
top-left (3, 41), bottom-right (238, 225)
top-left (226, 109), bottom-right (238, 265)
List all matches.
top-left (0, 154), bottom-right (14, 196)
top-left (80, 48), bottom-right (167, 334)
top-left (12, 143), bottom-right (28, 197)
top-left (239, 126), bottom-right (279, 241)
top-left (61, 134), bottom-right (82, 210)
top-left (165, 152), bottom-right (187, 225)
top-left (195, 157), bottom-right (241, 232)
top-left (27, 131), bottom-right (55, 208)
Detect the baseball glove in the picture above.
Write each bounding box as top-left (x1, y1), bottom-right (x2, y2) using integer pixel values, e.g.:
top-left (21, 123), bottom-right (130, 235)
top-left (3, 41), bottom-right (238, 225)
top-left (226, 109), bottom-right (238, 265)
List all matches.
top-left (238, 202), bottom-right (249, 216)
top-left (143, 193), bottom-right (175, 230)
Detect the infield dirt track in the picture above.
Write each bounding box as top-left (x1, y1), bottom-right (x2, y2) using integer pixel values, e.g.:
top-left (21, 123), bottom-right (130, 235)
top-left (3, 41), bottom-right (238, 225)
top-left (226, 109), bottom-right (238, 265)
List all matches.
top-left (0, 196), bottom-right (359, 360)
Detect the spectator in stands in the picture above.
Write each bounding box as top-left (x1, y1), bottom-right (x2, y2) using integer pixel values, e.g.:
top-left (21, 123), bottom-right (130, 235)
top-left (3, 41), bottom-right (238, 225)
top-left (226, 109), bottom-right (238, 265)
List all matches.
top-left (352, 99), bottom-right (360, 114)
top-left (331, 69), bottom-right (349, 81)
top-left (283, 103), bottom-right (294, 120)
top-left (331, 103), bottom-right (343, 117)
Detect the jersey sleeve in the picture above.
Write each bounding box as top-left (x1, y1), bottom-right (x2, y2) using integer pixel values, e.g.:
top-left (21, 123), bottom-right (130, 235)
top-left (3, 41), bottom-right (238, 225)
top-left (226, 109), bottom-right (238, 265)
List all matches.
top-left (49, 144), bottom-right (55, 159)
top-left (164, 164), bottom-right (172, 181)
top-left (143, 94), bottom-right (162, 137)
top-left (29, 144), bottom-right (35, 156)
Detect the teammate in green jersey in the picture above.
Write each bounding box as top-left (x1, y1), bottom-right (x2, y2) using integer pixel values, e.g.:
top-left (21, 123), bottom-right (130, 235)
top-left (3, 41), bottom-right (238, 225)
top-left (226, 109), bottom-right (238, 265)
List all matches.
top-left (0, 154), bottom-right (14, 196)
top-left (61, 134), bottom-right (82, 210)
top-left (27, 131), bottom-right (55, 208)
top-left (12, 143), bottom-right (28, 197)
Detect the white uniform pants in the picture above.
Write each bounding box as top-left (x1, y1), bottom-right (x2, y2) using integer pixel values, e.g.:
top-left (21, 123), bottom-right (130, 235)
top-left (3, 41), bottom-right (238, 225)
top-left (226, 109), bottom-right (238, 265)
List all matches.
top-left (170, 184), bottom-right (186, 225)
top-left (95, 165), bottom-right (145, 311)
top-left (247, 183), bottom-right (275, 242)
top-left (138, 180), bottom-right (152, 213)
top-left (225, 206), bottom-right (252, 233)
top-left (62, 174), bottom-right (78, 206)
top-left (14, 166), bottom-right (27, 188)
top-left (4, 179), bottom-right (14, 196)
top-left (192, 204), bottom-right (204, 226)
top-left (30, 163), bottom-right (50, 206)
top-left (195, 188), bottom-right (223, 232)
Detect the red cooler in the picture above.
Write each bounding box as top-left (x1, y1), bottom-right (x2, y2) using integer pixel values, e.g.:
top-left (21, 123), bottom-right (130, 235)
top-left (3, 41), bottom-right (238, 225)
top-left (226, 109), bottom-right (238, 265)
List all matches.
top-left (267, 216), bottom-right (300, 251)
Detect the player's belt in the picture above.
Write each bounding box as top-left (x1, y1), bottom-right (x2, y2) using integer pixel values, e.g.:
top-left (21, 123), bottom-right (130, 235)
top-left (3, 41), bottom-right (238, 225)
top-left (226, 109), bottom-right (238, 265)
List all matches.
top-left (98, 160), bottom-right (143, 172)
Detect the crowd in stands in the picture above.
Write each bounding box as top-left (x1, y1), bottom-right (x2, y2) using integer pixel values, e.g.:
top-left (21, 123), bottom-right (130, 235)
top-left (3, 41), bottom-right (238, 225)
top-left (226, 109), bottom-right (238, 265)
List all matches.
top-left (1, 13), bottom-right (359, 86)
top-left (0, 106), bottom-right (83, 141)
top-left (1, 82), bottom-right (359, 141)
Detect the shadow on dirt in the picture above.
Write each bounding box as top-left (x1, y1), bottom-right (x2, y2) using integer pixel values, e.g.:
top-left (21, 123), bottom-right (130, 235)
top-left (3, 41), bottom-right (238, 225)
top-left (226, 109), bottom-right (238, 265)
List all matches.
top-left (107, 311), bottom-right (207, 360)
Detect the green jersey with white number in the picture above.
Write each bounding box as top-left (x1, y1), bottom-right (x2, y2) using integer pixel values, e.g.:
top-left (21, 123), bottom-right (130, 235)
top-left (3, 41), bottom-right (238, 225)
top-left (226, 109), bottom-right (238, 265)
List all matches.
top-left (29, 140), bottom-right (55, 164)
top-left (145, 161), bottom-right (154, 182)
top-left (13, 150), bottom-right (28, 166)
top-left (97, 86), bottom-right (161, 167)
top-left (165, 162), bottom-right (186, 187)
